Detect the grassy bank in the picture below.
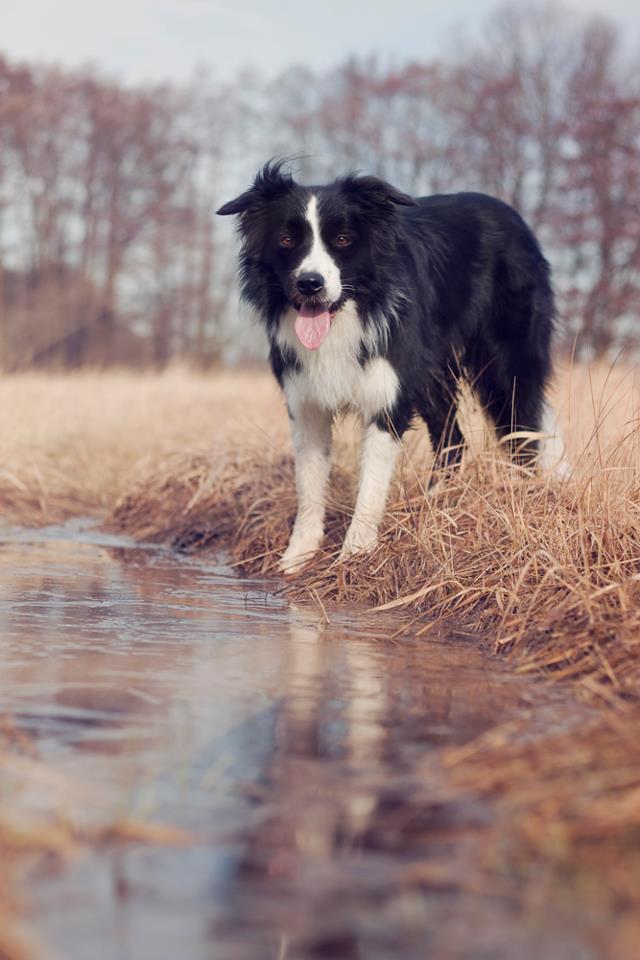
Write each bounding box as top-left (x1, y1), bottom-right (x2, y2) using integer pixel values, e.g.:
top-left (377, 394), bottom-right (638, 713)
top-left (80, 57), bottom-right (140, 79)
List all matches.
top-left (2, 362), bottom-right (640, 954)
top-left (2, 362), bottom-right (640, 695)
top-left (101, 362), bottom-right (640, 700)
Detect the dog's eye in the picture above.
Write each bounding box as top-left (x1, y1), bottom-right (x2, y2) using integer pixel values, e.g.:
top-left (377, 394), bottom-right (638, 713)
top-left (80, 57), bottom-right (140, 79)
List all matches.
top-left (280, 235), bottom-right (295, 248)
top-left (334, 235), bottom-right (351, 248)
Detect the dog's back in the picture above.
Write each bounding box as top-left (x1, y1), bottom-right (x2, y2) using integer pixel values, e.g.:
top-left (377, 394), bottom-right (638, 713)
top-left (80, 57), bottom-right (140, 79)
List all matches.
top-left (387, 191), bottom-right (555, 462)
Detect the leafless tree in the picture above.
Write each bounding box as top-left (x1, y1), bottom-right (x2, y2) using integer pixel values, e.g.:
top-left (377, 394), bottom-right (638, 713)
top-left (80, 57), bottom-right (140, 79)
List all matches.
top-left (0, 2), bottom-right (637, 367)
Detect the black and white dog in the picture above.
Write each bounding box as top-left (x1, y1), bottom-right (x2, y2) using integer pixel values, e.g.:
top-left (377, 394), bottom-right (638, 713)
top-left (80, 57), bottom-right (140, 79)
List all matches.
top-left (218, 161), bottom-right (566, 573)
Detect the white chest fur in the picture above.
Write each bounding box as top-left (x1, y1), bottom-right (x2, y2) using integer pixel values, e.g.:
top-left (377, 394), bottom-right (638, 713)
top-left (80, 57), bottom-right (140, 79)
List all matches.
top-left (276, 301), bottom-right (399, 420)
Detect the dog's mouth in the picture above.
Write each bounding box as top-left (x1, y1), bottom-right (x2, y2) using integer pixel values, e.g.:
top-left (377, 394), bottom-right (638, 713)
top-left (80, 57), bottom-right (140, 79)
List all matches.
top-left (292, 297), bottom-right (344, 351)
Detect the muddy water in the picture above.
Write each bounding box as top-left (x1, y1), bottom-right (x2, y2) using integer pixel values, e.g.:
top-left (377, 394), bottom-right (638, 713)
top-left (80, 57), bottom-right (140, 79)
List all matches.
top-left (0, 522), bottom-right (593, 960)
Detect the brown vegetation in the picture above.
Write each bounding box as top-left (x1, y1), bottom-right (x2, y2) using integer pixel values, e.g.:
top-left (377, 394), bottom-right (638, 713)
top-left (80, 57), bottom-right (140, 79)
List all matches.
top-left (105, 363), bottom-right (640, 698)
top-left (2, 363), bottom-right (639, 697)
top-left (0, 368), bottom-right (288, 524)
top-left (107, 362), bottom-right (640, 949)
top-left (2, 364), bottom-right (640, 954)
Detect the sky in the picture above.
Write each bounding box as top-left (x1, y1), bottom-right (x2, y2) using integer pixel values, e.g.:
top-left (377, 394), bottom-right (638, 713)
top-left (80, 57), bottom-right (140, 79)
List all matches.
top-left (1, 0), bottom-right (639, 85)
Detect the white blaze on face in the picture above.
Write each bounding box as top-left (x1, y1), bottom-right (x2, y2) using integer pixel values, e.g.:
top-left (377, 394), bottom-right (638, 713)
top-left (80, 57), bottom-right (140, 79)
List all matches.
top-left (296, 194), bottom-right (342, 304)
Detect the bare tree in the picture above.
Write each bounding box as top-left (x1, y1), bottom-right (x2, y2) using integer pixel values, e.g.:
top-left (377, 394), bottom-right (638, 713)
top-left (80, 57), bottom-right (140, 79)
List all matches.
top-left (0, 2), bottom-right (638, 366)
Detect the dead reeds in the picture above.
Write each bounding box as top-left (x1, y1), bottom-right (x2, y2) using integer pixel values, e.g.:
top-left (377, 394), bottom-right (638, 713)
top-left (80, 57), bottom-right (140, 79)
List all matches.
top-left (3, 360), bottom-right (640, 953)
top-left (102, 361), bottom-right (640, 703)
top-left (3, 362), bottom-right (639, 696)
top-left (105, 360), bottom-right (640, 946)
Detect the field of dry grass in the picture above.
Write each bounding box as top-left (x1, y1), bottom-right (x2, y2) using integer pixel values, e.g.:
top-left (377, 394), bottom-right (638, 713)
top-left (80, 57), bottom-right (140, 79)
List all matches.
top-left (95, 362), bottom-right (640, 693)
top-left (2, 361), bottom-right (640, 694)
top-left (2, 361), bottom-right (640, 955)
top-left (0, 367), bottom-right (290, 524)
top-left (104, 362), bottom-right (640, 947)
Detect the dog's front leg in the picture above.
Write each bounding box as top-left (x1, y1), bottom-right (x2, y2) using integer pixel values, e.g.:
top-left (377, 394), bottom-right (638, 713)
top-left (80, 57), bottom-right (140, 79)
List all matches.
top-left (340, 423), bottom-right (400, 559)
top-left (279, 403), bottom-right (332, 575)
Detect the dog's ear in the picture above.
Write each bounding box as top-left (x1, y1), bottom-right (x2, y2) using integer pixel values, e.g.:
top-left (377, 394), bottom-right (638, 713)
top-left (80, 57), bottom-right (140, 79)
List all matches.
top-left (216, 190), bottom-right (255, 217)
top-left (340, 174), bottom-right (416, 211)
top-left (217, 160), bottom-right (295, 216)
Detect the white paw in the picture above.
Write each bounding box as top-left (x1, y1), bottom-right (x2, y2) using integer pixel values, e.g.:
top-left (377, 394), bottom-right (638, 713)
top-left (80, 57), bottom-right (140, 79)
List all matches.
top-left (278, 528), bottom-right (322, 575)
top-left (339, 523), bottom-right (378, 561)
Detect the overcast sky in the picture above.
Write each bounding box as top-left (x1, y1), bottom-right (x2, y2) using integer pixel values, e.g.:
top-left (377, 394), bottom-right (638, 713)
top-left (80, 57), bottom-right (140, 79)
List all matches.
top-left (2, 0), bottom-right (638, 84)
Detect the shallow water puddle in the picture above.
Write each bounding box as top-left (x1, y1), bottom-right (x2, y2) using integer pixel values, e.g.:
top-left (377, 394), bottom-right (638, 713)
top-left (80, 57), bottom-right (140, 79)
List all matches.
top-left (0, 522), bottom-right (594, 959)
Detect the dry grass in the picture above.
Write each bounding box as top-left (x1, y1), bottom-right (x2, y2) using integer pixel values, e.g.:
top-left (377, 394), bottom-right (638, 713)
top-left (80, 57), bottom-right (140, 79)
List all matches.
top-left (106, 360), bottom-right (640, 946)
top-left (3, 361), bottom-right (640, 952)
top-left (3, 361), bottom-right (640, 695)
top-left (101, 361), bottom-right (640, 702)
top-left (0, 366), bottom-right (289, 524)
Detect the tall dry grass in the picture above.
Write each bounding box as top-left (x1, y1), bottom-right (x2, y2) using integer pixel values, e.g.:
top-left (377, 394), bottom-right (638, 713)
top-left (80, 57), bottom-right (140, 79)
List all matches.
top-left (103, 361), bottom-right (640, 699)
top-left (107, 360), bottom-right (640, 942)
top-left (0, 367), bottom-right (289, 524)
top-left (2, 361), bottom-right (640, 953)
top-left (3, 361), bottom-right (640, 694)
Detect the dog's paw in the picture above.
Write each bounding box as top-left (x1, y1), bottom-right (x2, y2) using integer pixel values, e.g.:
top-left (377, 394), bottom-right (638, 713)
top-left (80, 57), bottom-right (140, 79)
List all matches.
top-left (278, 530), bottom-right (322, 575)
top-left (339, 523), bottom-right (378, 561)
top-left (278, 550), bottom-right (313, 575)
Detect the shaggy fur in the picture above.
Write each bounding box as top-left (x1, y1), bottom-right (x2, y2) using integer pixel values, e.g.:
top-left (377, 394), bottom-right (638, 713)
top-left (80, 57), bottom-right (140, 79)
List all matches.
top-left (218, 161), bottom-right (561, 572)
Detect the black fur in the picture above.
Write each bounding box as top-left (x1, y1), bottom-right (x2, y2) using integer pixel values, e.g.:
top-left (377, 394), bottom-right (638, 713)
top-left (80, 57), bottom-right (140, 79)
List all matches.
top-left (218, 161), bottom-right (554, 469)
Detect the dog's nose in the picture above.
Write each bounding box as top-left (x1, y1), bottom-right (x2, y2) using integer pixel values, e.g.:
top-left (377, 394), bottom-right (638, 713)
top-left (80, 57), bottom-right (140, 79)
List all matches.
top-left (296, 272), bottom-right (325, 296)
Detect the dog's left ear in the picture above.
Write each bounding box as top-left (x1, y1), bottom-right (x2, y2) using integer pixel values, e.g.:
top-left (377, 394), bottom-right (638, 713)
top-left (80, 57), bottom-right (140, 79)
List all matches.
top-left (217, 159), bottom-right (295, 216)
top-left (340, 174), bottom-right (417, 211)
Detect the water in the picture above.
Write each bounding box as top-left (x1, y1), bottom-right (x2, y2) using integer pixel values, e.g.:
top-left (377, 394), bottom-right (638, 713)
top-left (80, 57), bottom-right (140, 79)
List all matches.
top-left (0, 521), bottom-right (594, 959)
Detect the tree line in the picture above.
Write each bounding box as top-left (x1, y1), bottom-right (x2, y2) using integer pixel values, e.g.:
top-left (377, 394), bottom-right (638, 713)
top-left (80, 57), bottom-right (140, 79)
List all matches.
top-left (0, 1), bottom-right (638, 368)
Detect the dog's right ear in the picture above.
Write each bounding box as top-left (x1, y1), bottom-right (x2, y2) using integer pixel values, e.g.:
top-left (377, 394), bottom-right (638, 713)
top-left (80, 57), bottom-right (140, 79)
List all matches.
top-left (216, 160), bottom-right (295, 216)
top-left (216, 190), bottom-right (255, 216)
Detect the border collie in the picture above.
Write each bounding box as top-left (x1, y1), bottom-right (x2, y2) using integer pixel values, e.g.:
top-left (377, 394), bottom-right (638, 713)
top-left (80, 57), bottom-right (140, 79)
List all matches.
top-left (218, 161), bottom-right (566, 574)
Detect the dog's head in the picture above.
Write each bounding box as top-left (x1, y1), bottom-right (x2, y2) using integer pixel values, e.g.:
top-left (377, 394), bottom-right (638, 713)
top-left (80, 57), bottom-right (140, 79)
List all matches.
top-left (217, 161), bottom-right (415, 349)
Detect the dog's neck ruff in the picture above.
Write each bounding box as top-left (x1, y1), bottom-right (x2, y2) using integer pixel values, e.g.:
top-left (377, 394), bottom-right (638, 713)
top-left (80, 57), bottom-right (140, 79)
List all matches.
top-left (276, 300), bottom-right (398, 419)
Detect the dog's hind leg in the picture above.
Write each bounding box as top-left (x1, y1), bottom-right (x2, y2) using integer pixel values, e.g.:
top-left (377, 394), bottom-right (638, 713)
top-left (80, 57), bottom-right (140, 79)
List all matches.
top-left (425, 405), bottom-right (465, 477)
top-left (340, 422), bottom-right (401, 559)
top-left (468, 369), bottom-right (569, 476)
top-left (416, 376), bottom-right (466, 478)
top-left (476, 383), bottom-right (541, 469)
top-left (279, 401), bottom-right (333, 575)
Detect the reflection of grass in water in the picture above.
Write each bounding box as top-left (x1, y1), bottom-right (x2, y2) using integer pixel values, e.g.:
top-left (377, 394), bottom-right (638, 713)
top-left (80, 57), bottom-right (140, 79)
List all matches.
top-left (3, 362), bottom-right (640, 951)
top-left (0, 718), bottom-right (190, 960)
top-left (0, 718), bottom-right (74, 959)
top-left (440, 718), bottom-right (640, 954)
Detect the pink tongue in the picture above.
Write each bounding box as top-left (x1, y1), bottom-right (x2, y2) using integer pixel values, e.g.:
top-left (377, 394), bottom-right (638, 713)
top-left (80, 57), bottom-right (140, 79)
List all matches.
top-left (294, 304), bottom-right (331, 350)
